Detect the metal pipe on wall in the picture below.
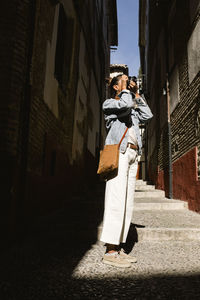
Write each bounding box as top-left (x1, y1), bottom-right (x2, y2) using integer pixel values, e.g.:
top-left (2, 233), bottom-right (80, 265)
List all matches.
top-left (166, 77), bottom-right (173, 199)
top-left (164, 1), bottom-right (173, 199)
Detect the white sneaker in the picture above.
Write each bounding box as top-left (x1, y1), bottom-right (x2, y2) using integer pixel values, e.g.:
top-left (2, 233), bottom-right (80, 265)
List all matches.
top-left (102, 252), bottom-right (131, 268)
top-left (119, 249), bottom-right (137, 263)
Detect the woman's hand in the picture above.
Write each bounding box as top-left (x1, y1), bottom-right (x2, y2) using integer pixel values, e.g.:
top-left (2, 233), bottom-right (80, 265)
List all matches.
top-left (120, 75), bottom-right (128, 90)
top-left (128, 80), bottom-right (139, 96)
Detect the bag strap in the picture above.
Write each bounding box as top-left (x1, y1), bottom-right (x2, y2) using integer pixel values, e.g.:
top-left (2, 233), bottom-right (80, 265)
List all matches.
top-left (118, 127), bottom-right (128, 148)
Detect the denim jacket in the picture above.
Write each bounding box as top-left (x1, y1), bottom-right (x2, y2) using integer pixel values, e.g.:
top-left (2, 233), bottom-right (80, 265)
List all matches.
top-left (102, 89), bottom-right (153, 155)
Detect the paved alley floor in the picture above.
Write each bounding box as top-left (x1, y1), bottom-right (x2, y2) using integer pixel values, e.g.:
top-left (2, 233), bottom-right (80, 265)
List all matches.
top-left (1, 228), bottom-right (200, 299)
top-left (1, 180), bottom-right (200, 300)
top-left (71, 241), bottom-right (200, 299)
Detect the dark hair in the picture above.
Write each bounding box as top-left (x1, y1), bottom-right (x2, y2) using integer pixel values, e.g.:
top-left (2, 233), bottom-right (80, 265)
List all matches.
top-left (109, 74), bottom-right (122, 98)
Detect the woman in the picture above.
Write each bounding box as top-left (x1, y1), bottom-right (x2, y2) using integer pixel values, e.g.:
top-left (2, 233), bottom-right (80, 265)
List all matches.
top-left (100, 74), bottom-right (153, 268)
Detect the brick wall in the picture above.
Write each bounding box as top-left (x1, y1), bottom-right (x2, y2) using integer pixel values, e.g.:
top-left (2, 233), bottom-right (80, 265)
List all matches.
top-left (0, 0), bottom-right (116, 234)
top-left (156, 11), bottom-right (200, 171)
top-left (0, 0), bottom-right (35, 235)
top-left (157, 147), bottom-right (200, 212)
top-left (142, 0), bottom-right (200, 209)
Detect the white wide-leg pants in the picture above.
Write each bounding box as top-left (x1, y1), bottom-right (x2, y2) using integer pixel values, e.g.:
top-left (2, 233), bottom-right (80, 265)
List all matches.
top-left (100, 147), bottom-right (138, 245)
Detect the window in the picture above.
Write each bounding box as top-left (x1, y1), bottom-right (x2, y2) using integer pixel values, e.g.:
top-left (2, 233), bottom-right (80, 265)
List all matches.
top-left (169, 65), bottom-right (180, 114)
top-left (187, 19), bottom-right (200, 84)
top-left (54, 4), bottom-right (74, 90)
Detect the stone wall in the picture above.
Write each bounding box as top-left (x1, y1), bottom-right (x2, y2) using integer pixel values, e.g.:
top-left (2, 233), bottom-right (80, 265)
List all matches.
top-left (0, 0), bottom-right (117, 234)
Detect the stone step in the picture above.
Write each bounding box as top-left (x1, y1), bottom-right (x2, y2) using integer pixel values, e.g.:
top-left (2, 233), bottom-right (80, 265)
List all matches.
top-left (135, 185), bottom-right (155, 190)
top-left (97, 226), bottom-right (200, 242)
top-left (132, 209), bottom-right (200, 228)
top-left (35, 207), bottom-right (200, 242)
top-left (134, 208), bottom-right (200, 225)
top-left (134, 197), bottom-right (188, 210)
top-left (135, 190), bottom-right (165, 198)
top-left (135, 228), bottom-right (200, 241)
top-left (97, 226), bottom-right (200, 241)
top-left (97, 209), bottom-right (200, 241)
top-left (66, 196), bottom-right (187, 211)
top-left (135, 180), bottom-right (147, 185)
top-left (35, 221), bottom-right (200, 242)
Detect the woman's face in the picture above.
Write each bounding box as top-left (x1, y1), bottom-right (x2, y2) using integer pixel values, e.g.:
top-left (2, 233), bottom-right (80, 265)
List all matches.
top-left (113, 77), bottom-right (124, 93)
top-left (115, 79), bottom-right (123, 92)
top-left (112, 75), bottom-right (128, 98)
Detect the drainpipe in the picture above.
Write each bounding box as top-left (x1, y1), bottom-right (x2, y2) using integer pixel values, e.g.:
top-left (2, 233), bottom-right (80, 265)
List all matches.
top-left (166, 77), bottom-right (173, 199)
top-left (99, 100), bottom-right (102, 154)
top-left (164, 9), bottom-right (173, 199)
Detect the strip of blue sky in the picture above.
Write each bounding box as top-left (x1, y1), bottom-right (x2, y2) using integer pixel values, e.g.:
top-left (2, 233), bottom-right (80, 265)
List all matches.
top-left (111, 0), bottom-right (140, 76)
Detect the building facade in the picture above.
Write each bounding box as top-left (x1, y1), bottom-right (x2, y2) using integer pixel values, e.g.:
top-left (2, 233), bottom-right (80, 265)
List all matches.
top-left (139, 0), bottom-right (200, 211)
top-left (0, 0), bottom-right (117, 236)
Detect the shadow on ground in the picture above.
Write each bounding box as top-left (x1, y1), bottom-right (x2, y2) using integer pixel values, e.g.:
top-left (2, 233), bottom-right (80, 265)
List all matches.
top-left (1, 182), bottom-right (200, 299)
top-left (123, 223), bottom-right (145, 254)
top-left (1, 256), bottom-right (200, 300)
top-left (0, 181), bottom-right (106, 299)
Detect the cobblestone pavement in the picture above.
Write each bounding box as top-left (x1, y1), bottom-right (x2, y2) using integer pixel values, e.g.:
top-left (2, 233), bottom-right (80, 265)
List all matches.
top-left (1, 180), bottom-right (200, 300)
top-left (1, 220), bottom-right (200, 300)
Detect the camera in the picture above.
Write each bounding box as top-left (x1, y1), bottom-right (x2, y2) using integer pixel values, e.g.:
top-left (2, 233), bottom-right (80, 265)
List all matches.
top-left (126, 76), bottom-right (137, 89)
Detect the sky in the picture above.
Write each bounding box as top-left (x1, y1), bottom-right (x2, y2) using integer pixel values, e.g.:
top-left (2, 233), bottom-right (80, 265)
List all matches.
top-left (111, 0), bottom-right (140, 77)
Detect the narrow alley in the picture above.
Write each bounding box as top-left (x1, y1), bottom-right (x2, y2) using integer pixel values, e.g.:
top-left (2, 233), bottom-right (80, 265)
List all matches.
top-left (1, 0), bottom-right (200, 299)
